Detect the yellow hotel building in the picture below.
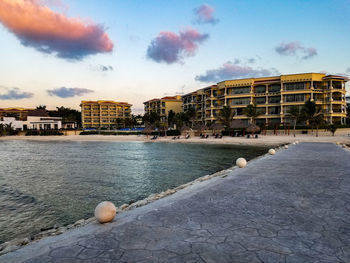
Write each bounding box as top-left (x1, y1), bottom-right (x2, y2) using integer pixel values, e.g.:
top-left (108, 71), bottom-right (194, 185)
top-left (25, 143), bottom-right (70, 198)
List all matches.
top-left (81, 100), bottom-right (132, 129)
top-left (143, 96), bottom-right (183, 121)
top-left (182, 73), bottom-right (348, 125)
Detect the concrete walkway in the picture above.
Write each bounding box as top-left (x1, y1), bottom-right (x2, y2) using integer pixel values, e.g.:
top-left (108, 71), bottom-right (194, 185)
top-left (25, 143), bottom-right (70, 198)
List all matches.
top-left (1, 143), bottom-right (350, 263)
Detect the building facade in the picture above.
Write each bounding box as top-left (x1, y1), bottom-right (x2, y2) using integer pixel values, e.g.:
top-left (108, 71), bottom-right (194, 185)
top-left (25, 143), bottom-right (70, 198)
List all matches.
top-left (143, 96), bottom-right (182, 121)
top-left (0, 107), bottom-right (34, 120)
top-left (0, 109), bottom-right (62, 130)
top-left (0, 117), bottom-right (24, 130)
top-left (182, 73), bottom-right (348, 125)
top-left (81, 100), bottom-right (132, 129)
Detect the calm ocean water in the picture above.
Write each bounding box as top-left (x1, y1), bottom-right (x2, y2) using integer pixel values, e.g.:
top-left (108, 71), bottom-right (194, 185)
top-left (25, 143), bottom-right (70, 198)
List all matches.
top-left (0, 140), bottom-right (267, 243)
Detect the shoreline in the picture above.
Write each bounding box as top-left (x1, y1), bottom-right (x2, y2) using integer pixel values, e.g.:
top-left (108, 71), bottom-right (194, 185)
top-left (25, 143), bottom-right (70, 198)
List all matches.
top-left (2, 142), bottom-right (350, 262)
top-left (0, 134), bottom-right (349, 146)
top-left (0, 143), bottom-right (283, 256)
top-left (1, 139), bottom-right (349, 256)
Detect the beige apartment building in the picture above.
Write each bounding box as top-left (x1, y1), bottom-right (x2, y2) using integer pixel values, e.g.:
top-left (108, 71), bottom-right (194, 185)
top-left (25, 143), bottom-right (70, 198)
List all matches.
top-left (182, 73), bottom-right (348, 126)
top-left (143, 96), bottom-right (182, 121)
top-left (81, 100), bottom-right (132, 129)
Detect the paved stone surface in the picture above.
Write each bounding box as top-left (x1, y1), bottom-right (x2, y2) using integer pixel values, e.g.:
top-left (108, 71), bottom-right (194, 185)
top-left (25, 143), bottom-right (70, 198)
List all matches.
top-left (1, 143), bottom-right (350, 263)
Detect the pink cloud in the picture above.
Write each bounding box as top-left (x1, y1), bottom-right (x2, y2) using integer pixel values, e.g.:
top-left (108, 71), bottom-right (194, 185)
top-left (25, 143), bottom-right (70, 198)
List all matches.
top-left (193, 4), bottom-right (219, 25)
top-left (0, 0), bottom-right (113, 60)
top-left (147, 28), bottom-right (209, 64)
top-left (195, 61), bottom-right (279, 82)
top-left (275, 41), bottom-right (317, 60)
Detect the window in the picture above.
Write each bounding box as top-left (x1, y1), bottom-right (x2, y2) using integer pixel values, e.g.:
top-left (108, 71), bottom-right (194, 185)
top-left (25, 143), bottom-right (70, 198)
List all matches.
top-left (232, 86), bottom-right (250, 94)
top-left (284, 94), bottom-right (305, 102)
top-left (255, 85), bottom-right (266, 93)
top-left (268, 106), bottom-right (280, 115)
top-left (236, 108), bottom-right (243, 115)
top-left (255, 97), bottom-right (266, 104)
top-left (268, 84), bottom-right (281, 93)
top-left (257, 108), bottom-right (266, 114)
top-left (231, 98), bottom-right (250, 105)
top-left (285, 82), bottom-right (305, 91)
top-left (269, 96), bottom-right (280, 104)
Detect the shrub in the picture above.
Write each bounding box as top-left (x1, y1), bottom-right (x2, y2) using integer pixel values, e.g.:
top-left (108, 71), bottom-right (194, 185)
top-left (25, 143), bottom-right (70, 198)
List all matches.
top-left (166, 130), bottom-right (180, 136)
top-left (40, 130), bottom-right (63, 136)
top-left (25, 130), bottom-right (40, 136)
top-left (25, 130), bottom-right (63, 136)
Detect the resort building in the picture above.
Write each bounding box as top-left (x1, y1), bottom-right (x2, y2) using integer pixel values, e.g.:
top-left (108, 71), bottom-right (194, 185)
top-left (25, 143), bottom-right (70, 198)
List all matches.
top-left (81, 100), bottom-right (132, 129)
top-left (0, 117), bottom-right (24, 130)
top-left (0, 107), bottom-right (34, 120)
top-left (143, 96), bottom-right (182, 121)
top-left (0, 109), bottom-right (62, 130)
top-left (182, 73), bottom-right (348, 125)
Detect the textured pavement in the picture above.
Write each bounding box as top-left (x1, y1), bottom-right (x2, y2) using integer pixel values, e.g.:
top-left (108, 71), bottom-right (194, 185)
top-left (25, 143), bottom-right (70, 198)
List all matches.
top-left (2, 142), bottom-right (350, 263)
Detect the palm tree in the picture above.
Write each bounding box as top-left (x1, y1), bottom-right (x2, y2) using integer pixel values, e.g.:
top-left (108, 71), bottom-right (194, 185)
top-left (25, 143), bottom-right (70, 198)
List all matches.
top-left (243, 104), bottom-right (261, 124)
top-left (185, 107), bottom-right (196, 128)
top-left (302, 99), bottom-right (325, 137)
top-left (219, 106), bottom-right (235, 130)
top-left (167, 110), bottom-right (176, 128)
top-left (288, 106), bottom-right (302, 137)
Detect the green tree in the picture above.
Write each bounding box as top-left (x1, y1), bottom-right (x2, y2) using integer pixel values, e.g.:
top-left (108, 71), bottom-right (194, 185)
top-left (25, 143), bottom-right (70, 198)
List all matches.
top-left (36, 105), bottom-right (46, 110)
top-left (243, 104), bottom-right (261, 124)
top-left (219, 106), bottom-right (235, 130)
top-left (167, 110), bottom-right (176, 128)
top-left (327, 124), bottom-right (337, 136)
top-left (124, 118), bottom-right (134, 128)
top-left (174, 112), bottom-right (188, 129)
top-left (288, 106), bottom-right (303, 137)
top-left (302, 99), bottom-right (325, 137)
top-left (143, 112), bottom-right (160, 125)
top-left (185, 107), bottom-right (196, 128)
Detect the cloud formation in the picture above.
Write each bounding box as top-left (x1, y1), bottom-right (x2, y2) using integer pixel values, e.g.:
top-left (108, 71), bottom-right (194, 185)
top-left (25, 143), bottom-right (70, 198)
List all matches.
top-left (275, 41), bottom-right (317, 60)
top-left (90, 64), bottom-right (114, 72)
top-left (193, 4), bottom-right (219, 25)
top-left (0, 0), bottom-right (113, 60)
top-left (147, 28), bottom-right (209, 64)
top-left (0, 87), bottom-right (34, 100)
top-left (195, 61), bottom-right (279, 83)
top-left (47, 87), bottom-right (94, 98)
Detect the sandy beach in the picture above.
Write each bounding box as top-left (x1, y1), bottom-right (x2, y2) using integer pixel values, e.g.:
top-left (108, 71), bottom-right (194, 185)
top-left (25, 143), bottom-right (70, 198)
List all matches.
top-left (1, 133), bottom-right (350, 146)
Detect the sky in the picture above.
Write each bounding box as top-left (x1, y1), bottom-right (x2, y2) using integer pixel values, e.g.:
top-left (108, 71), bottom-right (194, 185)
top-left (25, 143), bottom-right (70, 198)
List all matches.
top-left (0, 0), bottom-right (350, 113)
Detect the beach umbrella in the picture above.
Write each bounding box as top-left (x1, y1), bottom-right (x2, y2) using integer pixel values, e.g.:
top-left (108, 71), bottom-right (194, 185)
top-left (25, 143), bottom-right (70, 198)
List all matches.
top-left (194, 123), bottom-right (207, 132)
top-left (246, 124), bottom-right (260, 135)
top-left (180, 125), bottom-right (191, 132)
top-left (210, 123), bottom-right (224, 134)
top-left (230, 119), bottom-right (248, 129)
top-left (142, 124), bottom-right (154, 138)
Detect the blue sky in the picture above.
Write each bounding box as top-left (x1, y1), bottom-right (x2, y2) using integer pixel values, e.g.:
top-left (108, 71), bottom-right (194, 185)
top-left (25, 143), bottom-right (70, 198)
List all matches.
top-left (0, 0), bottom-right (349, 113)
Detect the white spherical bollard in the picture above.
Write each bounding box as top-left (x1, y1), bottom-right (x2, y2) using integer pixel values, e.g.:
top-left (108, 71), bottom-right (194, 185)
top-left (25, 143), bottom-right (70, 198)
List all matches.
top-left (292, 142), bottom-right (296, 145)
top-left (236, 158), bottom-right (247, 168)
top-left (94, 201), bottom-right (117, 223)
top-left (284, 145), bottom-right (289, 149)
top-left (268, 149), bottom-right (276, 155)
top-left (295, 141), bottom-right (299, 144)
